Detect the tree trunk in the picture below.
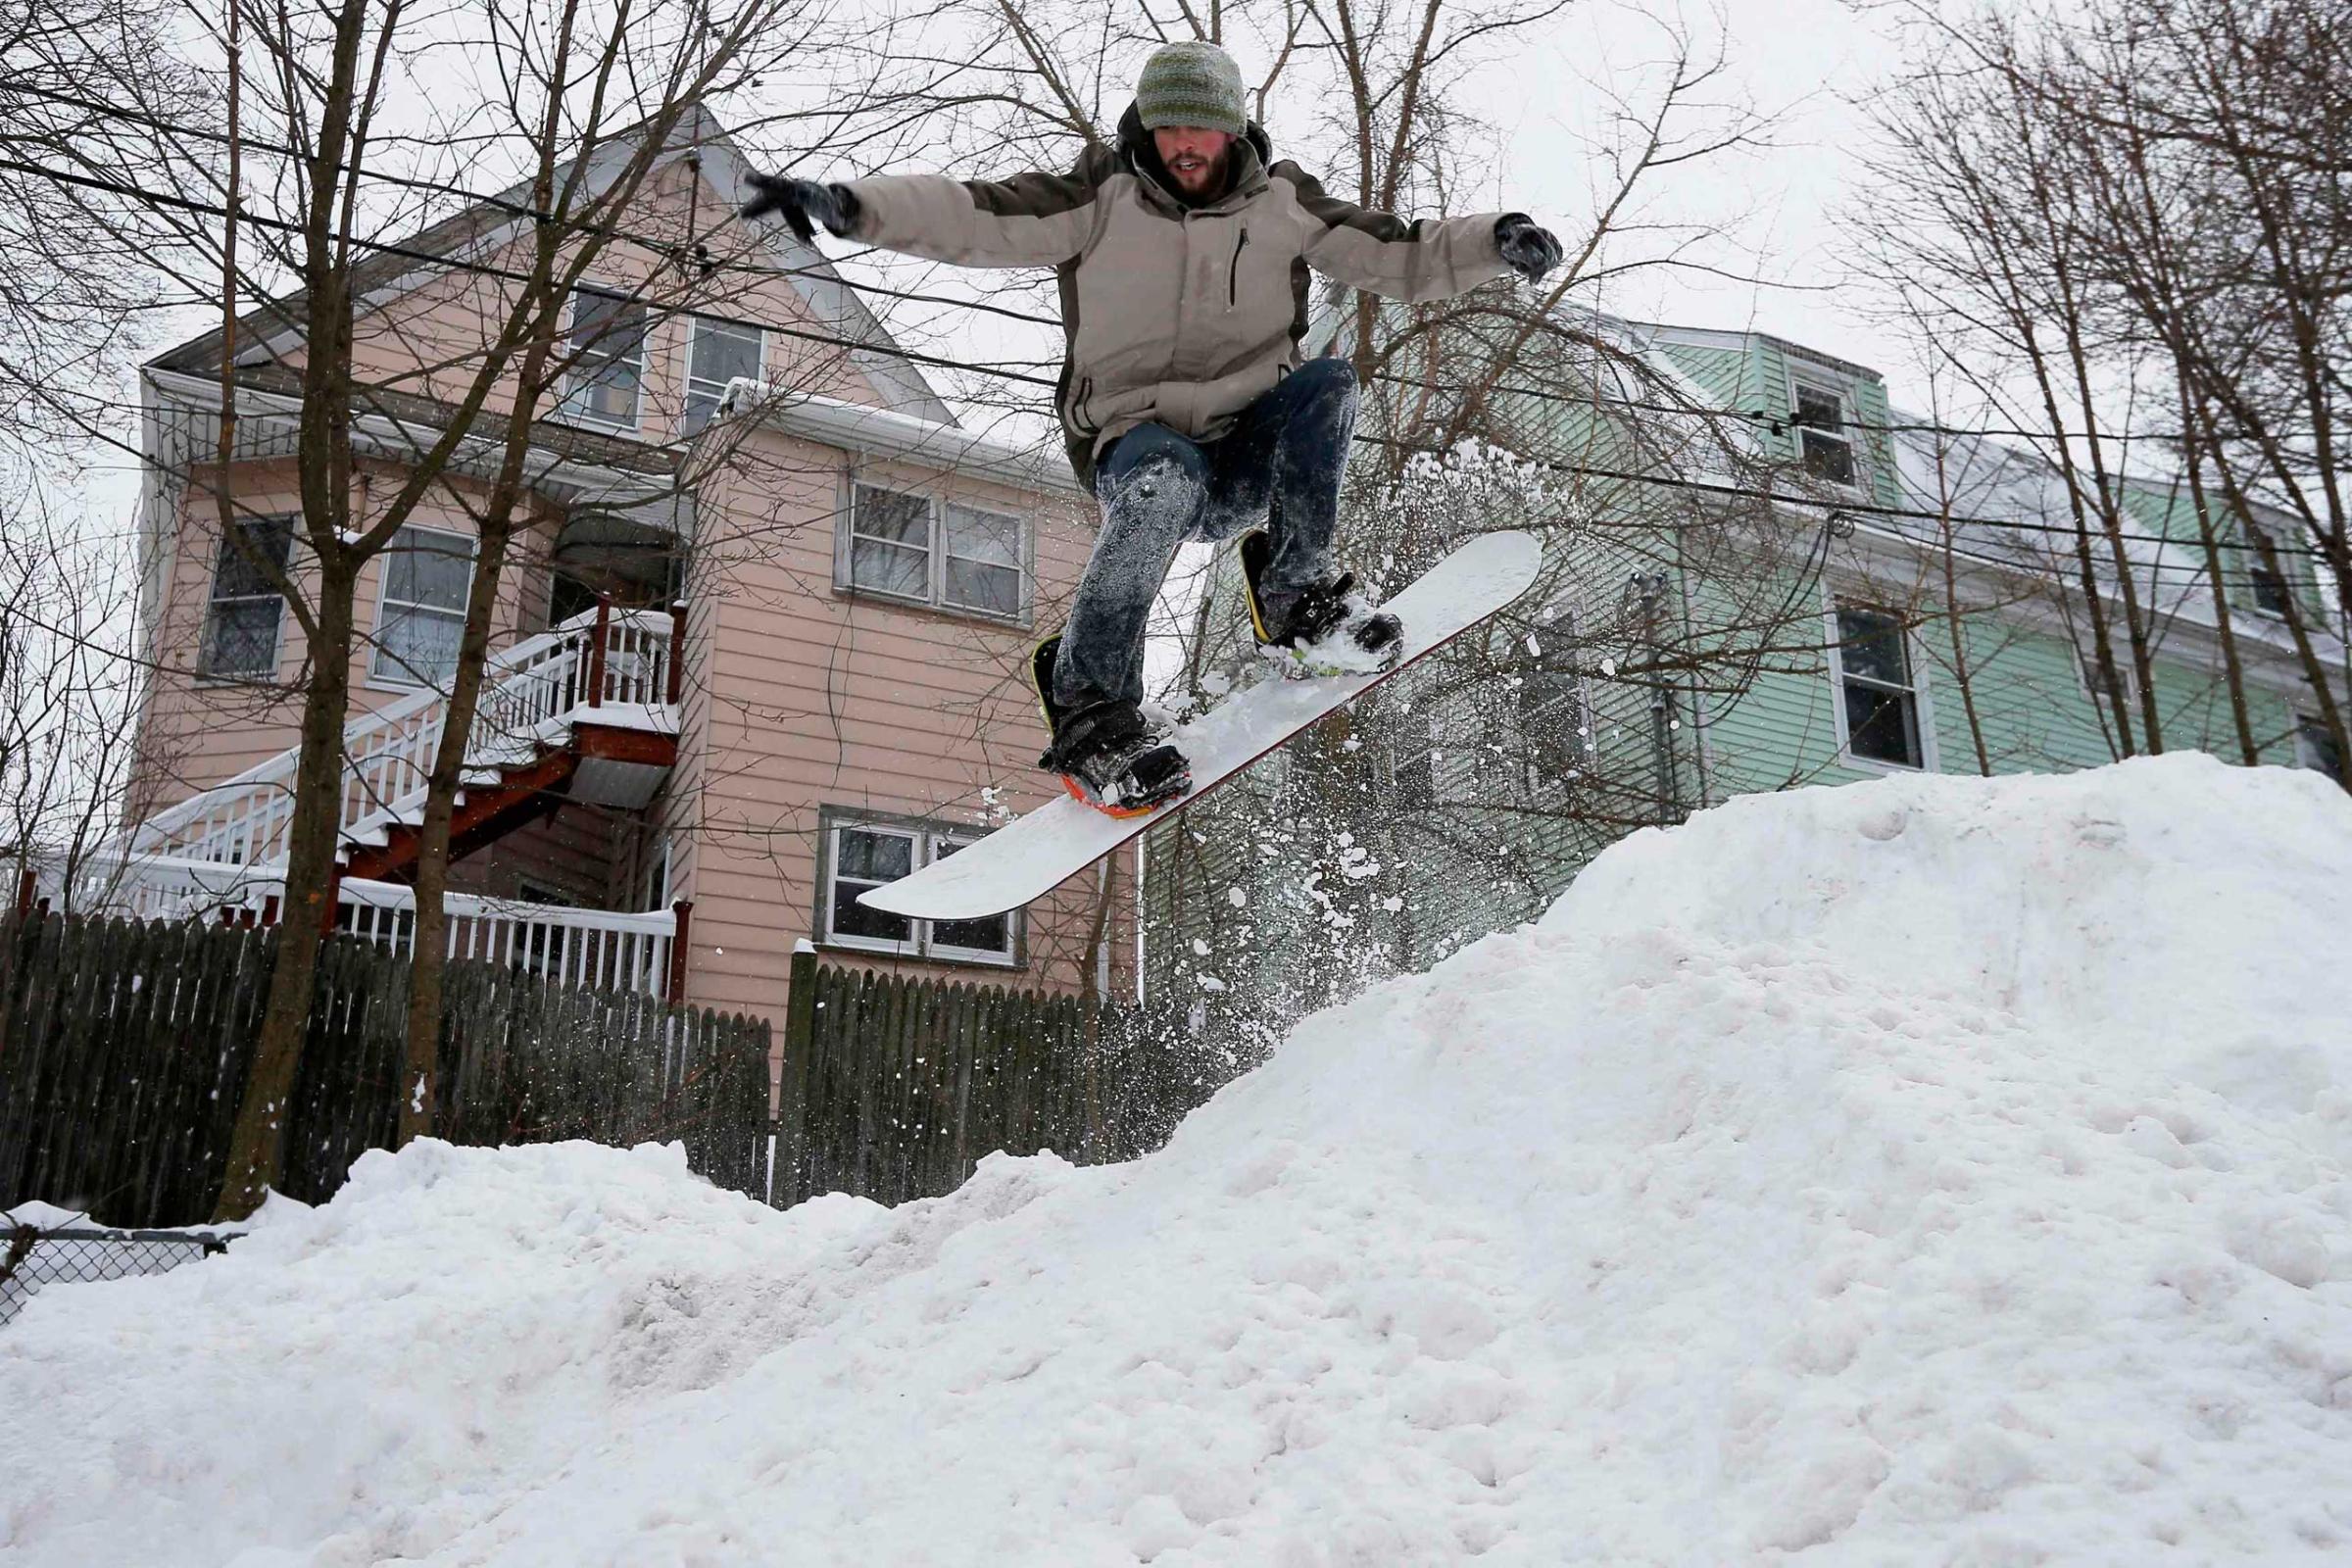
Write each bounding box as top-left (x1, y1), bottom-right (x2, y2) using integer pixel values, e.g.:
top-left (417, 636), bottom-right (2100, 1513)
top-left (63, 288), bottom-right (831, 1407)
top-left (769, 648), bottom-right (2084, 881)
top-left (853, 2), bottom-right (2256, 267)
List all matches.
top-left (396, 519), bottom-right (516, 1147)
top-left (212, 578), bottom-right (355, 1219)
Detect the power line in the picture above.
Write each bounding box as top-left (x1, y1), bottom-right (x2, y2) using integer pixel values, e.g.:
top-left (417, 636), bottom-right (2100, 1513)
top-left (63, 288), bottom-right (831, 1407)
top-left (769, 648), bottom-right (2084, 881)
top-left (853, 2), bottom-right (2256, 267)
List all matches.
top-left (23, 79), bottom-right (2339, 455)
top-left (1367, 367), bottom-right (2333, 451)
top-left (1349, 432), bottom-right (2340, 589)
top-left (3, 80), bottom-right (1061, 327)
top-left (0, 152), bottom-right (1066, 393)
top-left (2, 152), bottom-right (2340, 573)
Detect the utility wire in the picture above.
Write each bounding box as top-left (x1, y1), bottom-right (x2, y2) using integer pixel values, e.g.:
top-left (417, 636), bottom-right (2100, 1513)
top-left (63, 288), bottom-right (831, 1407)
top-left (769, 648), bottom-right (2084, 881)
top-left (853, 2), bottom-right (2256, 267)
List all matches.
top-left (2, 153), bottom-right (2339, 573)
top-left (3, 80), bottom-right (1061, 326)
top-left (20, 80), bottom-right (2340, 452)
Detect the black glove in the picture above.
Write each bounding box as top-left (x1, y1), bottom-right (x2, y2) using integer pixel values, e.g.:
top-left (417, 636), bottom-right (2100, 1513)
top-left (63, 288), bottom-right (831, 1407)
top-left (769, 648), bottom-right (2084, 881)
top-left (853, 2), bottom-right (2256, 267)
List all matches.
top-left (1494, 213), bottom-right (1563, 284)
top-left (741, 172), bottom-right (861, 243)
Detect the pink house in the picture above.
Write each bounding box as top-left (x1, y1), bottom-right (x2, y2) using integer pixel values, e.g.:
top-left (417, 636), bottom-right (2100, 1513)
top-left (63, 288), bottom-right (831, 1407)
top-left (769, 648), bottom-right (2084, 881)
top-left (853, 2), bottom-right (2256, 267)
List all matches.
top-left (102, 114), bottom-right (1139, 1049)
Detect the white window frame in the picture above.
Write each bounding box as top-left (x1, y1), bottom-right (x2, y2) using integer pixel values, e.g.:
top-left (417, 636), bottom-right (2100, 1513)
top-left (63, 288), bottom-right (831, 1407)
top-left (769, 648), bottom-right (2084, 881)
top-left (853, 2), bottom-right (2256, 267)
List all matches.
top-left (819, 810), bottom-right (1020, 968)
top-left (682, 315), bottom-right (764, 435)
top-left (1826, 594), bottom-right (1937, 774)
top-left (1517, 668), bottom-right (1595, 800)
top-left (2074, 643), bottom-right (2139, 714)
top-left (197, 514), bottom-right (296, 681)
top-left (554, 286), bottom-right (649, 432)
top-left (837, 479), bottom-right (1032, 623)
top-left (2242, 526), bottom-right (2293, 619)
top-left (368, 524), bottom-right (476, 690)
top-left (1788, 372), bottom-right (1862, 493)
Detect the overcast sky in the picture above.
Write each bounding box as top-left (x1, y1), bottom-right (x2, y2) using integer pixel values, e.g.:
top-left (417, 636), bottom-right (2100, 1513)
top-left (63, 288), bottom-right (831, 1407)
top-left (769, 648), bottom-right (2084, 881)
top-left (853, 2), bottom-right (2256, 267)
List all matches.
top-left (70, 1), bottom-right (1932, 553)
top-left (814, 0), bottom-right (1930, 456)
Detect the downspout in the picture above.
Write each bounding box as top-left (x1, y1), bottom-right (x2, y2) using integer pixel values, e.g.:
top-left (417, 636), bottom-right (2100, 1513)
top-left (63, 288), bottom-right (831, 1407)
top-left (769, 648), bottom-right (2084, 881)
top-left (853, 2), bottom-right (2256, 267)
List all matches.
top-left (1671, 523), bottom-right (1714, 808)
top-left (1630, 571), bottom-right (1683, 824)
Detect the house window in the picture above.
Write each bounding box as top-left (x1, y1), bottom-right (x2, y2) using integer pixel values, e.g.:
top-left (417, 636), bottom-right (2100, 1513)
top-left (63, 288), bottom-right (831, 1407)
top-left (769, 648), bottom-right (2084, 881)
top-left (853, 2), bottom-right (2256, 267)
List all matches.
top-left (944, 505), bottom-right (1023, 615)
top-left (2076, 645), bottom-right (2138, 713)
top-left (370, 525), bottom-right (473, 688)
top-left (1792, 381), bottom-right (1857, 488)
top-left (2245, 534), bottom-right (2292, 617)
top-left (683, 316), bottom-right (763, 433)
top-left (823, 817), bottom-right (1015, 964)
top-left (845, 483), bottom-right (1028, 619)
top-left (639, 836), bottom-right (672, 910)
top-left (1518, 665), bottom-right (1592, 796)
top-left (1834, 604), bottom-right (1925, 769)
top-left (1388, 712), bottom-right (1439, 809)
top-left (2299, 716), bottom-right (2346, 785)
top-left (557, 287), bottom-right (648, 429)
top-left (198, 515), bottom-right (295, 678)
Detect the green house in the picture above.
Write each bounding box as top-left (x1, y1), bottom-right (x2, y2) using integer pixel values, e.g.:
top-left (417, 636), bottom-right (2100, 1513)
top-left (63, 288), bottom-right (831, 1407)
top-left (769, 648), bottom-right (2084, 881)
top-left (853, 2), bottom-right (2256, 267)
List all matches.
top-left (1141, 312), bottom-right (2348, 1027)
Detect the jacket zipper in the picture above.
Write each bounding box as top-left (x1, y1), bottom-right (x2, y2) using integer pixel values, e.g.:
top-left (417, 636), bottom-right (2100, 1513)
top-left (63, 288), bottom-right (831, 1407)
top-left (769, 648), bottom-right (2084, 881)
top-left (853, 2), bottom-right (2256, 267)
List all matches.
top-left (1227, 227), bottom-right (1250, 308)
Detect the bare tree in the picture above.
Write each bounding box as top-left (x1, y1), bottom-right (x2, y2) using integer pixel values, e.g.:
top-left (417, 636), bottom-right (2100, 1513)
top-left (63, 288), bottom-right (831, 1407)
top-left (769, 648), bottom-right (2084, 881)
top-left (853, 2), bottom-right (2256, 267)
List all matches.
top-left (0, 0), bottom-right (209, 463)
top-left (0, 464), bottom-right (150, 901)
top-left (5, 0), bottom-right (858, 1211)
top-left (1858, 0), bottom-right (2352, 788)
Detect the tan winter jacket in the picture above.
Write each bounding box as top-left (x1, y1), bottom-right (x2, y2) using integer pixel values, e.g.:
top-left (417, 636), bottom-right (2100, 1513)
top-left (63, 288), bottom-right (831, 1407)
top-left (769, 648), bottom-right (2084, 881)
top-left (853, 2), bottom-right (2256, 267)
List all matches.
top-left (842, 104), bottom-right (1518, 488)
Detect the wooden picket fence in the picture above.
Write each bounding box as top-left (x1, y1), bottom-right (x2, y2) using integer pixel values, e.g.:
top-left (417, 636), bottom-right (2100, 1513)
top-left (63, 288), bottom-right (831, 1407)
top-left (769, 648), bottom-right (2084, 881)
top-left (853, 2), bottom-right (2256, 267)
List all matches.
top-left (772, 949), bottom-right (1219, 1207)
top-left (0, 909), bottom-right (770, 1226)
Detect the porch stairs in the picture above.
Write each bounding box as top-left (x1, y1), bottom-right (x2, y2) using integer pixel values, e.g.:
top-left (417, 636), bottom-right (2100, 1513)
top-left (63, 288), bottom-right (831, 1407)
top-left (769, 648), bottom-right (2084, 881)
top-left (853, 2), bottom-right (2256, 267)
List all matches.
top-left (48, 602), bottom-right (690, 995)
top-left (126, 599), bottom-right (680, 882)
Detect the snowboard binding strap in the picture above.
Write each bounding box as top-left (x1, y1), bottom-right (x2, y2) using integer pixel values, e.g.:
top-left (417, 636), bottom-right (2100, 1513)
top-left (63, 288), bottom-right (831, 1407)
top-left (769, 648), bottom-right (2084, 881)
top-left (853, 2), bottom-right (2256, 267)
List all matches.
top-left (1030, 637), bottom-right (1191, 818)
top-left (1240, 529), bottom-right (1403, 676)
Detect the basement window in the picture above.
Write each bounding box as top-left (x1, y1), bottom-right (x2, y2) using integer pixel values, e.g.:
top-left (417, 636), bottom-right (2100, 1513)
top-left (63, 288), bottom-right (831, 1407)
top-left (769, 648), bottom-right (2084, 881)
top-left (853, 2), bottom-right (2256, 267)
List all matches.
top-left (198, 515), bottom-right (295, 679)
top-left (1833, 604), bottom-right (1926, 770)
top-left (822, 815), bottom-right (1016, 966)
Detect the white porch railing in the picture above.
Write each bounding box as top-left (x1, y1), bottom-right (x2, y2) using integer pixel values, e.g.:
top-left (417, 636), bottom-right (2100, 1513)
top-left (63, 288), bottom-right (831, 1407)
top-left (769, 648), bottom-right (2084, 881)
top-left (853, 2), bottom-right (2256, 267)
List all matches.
top-left (123, 601), bottom-right (678, 871)
top-left (26, 849), bottom-right (680, 998)
top-left (338, 878), bottom-right (679, 997)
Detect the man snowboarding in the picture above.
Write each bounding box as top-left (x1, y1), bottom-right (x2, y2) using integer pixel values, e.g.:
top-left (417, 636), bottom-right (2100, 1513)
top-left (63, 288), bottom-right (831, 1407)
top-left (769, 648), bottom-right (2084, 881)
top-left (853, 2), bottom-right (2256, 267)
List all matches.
top-left (744, 40), bottom-right (1563, 814)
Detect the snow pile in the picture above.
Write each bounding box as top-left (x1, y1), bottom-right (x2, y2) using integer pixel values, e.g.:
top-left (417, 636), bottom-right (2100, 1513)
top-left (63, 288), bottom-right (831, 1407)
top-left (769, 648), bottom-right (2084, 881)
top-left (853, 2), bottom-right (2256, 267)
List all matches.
top-left (5, 754), bottom-right (2350, 1565)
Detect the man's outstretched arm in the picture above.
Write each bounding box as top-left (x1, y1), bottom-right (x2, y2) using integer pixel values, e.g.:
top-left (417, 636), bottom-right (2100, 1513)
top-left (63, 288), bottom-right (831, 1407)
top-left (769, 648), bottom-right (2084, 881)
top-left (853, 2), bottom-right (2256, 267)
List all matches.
top-left (744, 154), bottom-right (1111, 270)
top-left (1276, 164), bottom-right (1561, 302)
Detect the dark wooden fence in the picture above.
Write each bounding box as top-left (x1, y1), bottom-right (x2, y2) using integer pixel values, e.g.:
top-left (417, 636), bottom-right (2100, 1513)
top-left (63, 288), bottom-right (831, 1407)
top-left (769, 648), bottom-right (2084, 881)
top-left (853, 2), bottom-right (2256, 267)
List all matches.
top-left (773, 949), bottom-right (1222, 1207)
top-left (0, 910), bottom-right (770, 1226)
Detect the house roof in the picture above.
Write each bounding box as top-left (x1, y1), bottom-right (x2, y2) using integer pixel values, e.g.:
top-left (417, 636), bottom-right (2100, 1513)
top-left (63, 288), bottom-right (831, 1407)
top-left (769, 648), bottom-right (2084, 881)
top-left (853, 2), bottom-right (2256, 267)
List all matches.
top-left (147, 103), bottom-right (956, 426)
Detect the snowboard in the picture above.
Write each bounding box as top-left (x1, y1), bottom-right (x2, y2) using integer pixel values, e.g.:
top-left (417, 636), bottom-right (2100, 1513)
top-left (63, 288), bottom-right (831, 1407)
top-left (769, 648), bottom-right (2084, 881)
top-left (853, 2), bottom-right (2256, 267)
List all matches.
top-left (858, 529), bottom-right (1543, 922)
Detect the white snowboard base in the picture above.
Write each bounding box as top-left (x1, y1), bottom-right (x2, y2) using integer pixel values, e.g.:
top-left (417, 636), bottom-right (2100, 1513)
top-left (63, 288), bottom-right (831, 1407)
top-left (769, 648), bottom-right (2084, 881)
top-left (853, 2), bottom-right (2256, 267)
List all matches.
top-left (858, 529), bottom-right (1544, 922)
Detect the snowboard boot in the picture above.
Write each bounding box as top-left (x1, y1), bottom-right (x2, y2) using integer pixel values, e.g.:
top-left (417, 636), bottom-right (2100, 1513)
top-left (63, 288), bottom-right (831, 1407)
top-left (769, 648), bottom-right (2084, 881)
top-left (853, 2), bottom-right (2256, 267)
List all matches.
top-left (1240, 529), bottom-right (1404, 677)
top-left (1030, 636), bottom-right (1192, 817)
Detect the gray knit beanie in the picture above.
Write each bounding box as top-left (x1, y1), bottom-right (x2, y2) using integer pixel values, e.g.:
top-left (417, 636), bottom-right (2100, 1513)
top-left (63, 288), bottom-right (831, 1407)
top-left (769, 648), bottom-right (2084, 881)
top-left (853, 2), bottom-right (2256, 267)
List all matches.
top-left (1135, 41), bottom-right (1247, 136)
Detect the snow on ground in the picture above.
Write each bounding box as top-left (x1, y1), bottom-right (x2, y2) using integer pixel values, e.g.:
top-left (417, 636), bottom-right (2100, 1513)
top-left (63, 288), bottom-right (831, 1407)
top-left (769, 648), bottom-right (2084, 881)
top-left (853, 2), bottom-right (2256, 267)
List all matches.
top-left (4, 754), bottom-right (2350, 1566)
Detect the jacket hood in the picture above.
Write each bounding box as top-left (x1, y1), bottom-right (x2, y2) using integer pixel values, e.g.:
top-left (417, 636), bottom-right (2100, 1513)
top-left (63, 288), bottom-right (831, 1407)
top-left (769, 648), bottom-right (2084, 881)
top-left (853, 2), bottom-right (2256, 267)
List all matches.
top-left (1116, 101), bottom-right (1273, 209)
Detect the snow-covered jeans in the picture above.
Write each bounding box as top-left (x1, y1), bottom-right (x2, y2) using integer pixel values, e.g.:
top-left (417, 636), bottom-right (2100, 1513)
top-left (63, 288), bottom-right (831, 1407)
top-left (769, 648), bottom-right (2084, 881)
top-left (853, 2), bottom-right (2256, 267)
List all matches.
top-left (1054, 356), bottom-right (1359, 713)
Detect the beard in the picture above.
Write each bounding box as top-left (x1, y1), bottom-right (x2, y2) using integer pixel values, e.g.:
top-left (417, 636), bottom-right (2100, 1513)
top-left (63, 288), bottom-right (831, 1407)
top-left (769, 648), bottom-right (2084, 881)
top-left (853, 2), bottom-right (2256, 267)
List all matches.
top-left (1163, 146), bottom-right (1228, 198)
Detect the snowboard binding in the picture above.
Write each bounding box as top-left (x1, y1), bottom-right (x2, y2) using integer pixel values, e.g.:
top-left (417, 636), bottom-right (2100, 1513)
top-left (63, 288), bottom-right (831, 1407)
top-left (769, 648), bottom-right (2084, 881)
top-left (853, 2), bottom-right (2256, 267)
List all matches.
top-left (1031, 636), bottom-right (1192, 817)
top-left (1240, 529), bottom-right (1404, 677)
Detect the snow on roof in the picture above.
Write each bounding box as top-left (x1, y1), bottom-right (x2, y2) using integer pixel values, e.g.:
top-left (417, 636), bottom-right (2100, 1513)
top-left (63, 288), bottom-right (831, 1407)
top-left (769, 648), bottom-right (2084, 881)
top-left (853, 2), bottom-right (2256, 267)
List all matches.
top-left (4, 754), bottom-right (2349, 1561)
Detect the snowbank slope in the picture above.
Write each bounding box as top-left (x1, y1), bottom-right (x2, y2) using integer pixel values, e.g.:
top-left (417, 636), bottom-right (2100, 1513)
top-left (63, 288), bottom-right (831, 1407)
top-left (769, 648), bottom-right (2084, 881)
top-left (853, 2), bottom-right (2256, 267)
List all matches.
top-left (4, 755), bottom-right (2349, 1565)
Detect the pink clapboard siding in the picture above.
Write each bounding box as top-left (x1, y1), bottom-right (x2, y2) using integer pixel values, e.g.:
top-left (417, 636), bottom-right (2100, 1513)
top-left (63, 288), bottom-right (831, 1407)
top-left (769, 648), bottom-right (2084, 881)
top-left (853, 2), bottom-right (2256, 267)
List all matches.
top-left (127, 153), bottom-right (1138, 1031)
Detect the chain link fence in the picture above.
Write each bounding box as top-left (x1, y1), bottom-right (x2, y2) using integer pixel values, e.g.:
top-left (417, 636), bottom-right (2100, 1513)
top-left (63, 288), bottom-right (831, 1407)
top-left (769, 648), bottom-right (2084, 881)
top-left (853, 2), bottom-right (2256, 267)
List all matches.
top-left (1, 1222), bottom-right (230, 1326)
